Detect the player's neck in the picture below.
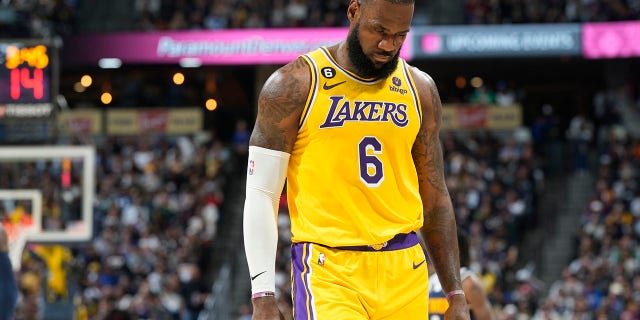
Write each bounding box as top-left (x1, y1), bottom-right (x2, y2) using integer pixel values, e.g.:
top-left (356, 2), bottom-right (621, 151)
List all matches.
top-left (331, 42), bottom-right (360, 77)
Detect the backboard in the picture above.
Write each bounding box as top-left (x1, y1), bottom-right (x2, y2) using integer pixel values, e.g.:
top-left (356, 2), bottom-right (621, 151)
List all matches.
top-left (0, 146), bottom-right (95, 243)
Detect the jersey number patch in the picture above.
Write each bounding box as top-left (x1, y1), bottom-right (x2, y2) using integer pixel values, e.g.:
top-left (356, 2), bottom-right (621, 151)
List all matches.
top-left (358, 137), bottom-right (384, 187)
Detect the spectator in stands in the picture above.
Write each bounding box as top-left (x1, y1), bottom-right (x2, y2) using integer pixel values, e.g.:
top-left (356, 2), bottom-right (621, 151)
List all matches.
top-left (34, 245), bottom-right (73, 302)
top-left (470, 84), bottom-right (496, 105)
top-left (495, 81), bottom-right (517, 107)
top-left (230, 118), bottom-right (251, 161)
top-left (530, 104), bottom-right (564, 174)
top-left (566, 112), bottom-right (595, 174)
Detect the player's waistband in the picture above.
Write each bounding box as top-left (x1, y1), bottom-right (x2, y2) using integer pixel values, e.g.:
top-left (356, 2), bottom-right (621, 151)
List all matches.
top-left (324, 232), bottom-right (419, 252)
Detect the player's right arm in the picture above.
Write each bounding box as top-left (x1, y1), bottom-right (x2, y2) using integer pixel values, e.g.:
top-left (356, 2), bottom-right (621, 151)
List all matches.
top-left (463, 275), bottom-right (496, 320)
top-left (243, 57), bottom-right (310, 320)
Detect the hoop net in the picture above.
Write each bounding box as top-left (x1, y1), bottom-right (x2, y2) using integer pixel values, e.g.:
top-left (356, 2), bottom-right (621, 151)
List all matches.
top-left (3, 221), bottom-right (36, 271)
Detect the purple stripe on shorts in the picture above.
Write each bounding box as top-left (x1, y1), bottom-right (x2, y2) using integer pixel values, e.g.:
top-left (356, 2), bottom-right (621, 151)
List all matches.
top-left (291, 243), bottom-right (314, 320)
top-left (334, 232), bottom-right (419, 251)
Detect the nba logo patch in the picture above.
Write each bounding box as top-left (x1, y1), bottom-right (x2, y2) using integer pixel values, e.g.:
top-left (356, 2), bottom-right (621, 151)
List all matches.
top-left (318, 253), bottom-right (326, 266)
top-left (248, 159), bottom-right (255, 175)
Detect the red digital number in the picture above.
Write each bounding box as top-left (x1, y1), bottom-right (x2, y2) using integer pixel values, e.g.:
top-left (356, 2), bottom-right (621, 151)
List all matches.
top-left (10, 68), bottom-right (20, 99)
top-left (9, 67), bottom-right (44, 100)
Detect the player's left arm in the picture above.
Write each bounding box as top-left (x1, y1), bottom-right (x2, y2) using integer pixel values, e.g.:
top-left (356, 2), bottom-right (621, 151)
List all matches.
top-left (463, 275), bottom-right (496, 320)
top-left (409, 67), bottom-right (469, 319)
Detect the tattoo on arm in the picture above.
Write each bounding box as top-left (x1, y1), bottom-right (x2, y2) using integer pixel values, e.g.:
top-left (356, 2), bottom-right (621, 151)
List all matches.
top-left (423, 203), bottom-right (462, 293)
top-left (423, 78), bottom-right (447, 194)
top-left (423, 204), bottom-right (453, 247)
top-left (414, 68), bottom-right (462, 293)
top-left (250, 58), bottom-right (309, 152)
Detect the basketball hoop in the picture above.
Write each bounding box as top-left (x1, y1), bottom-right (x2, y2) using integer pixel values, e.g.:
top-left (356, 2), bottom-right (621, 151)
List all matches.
top-left (3, 222), bottom-right (36, 272)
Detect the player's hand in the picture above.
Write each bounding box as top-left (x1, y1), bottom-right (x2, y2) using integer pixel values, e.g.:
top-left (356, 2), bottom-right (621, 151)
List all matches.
top-left (252, 296), bottom-right (285, 320)
top-left (0, 224), bottom-right (8, 252)
top-left (444, 294), bottom-right (471, 320)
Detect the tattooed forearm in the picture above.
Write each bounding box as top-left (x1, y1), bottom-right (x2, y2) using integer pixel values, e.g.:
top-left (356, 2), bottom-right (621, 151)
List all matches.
top-left (421, 204), bottom-right (461, 292)
top-left (249, 58), bottom-right (309, 152)
top-left (423, 204), bottom-right (453, 244)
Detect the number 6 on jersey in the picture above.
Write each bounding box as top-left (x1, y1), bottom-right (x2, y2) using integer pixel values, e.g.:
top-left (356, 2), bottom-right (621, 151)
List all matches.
top-left (358, 136), bottom-right (384, 187)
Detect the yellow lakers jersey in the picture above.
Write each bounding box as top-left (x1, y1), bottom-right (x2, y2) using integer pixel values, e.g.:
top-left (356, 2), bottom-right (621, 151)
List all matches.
top-left (287, 47), bottom-right (424, 247)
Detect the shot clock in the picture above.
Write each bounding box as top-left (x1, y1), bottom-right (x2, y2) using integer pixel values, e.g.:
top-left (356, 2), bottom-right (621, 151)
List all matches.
top-left (0, 42), bottom-right (51, 104)
top-left (0, 39), bottom-right (58, 118)
top-left (4, 44), bottom-right (48, 102)
top-left (0, 39), bottom-right (59, 142)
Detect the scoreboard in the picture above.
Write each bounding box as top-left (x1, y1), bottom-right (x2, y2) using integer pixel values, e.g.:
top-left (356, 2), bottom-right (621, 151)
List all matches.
top-left (0, 39), bottom-right (59, 142)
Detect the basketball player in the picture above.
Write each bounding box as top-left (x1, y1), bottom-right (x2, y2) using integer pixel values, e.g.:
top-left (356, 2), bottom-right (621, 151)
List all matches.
top-left (243, 0), bottom-right (469, 319)
top-left (427, 228), bottom-right (495, 320)
top-left (0, 224), bottom-right (18, 320)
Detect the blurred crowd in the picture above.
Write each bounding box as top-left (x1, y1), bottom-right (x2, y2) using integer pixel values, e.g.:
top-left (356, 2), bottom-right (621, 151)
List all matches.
top-left (130, 0), bottom-right (350, 31)
top-left (125, 0), bottom-right (640, 31)
top-left (3, 132), bottom-right (237, 319)
top-left (534, 126), bottom-right (640, 319)
top-left (0, 0), bottom-right (75, 38)
top-left (462, 0), bottom-right (640, 25)
top-left (2, 0), bottom-right (640, 38)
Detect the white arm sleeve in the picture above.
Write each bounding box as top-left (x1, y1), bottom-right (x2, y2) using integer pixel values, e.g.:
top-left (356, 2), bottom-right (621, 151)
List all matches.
top-left (243, 146), bottom-right (290, 294)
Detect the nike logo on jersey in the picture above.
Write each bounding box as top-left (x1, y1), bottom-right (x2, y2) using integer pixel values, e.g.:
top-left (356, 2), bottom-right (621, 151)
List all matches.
top-left (413, 260), bottom-right (426, 269)
top-left (323, 81), bottom-right (346, 90)
top-left (251, 271), bottom-right (267, 280)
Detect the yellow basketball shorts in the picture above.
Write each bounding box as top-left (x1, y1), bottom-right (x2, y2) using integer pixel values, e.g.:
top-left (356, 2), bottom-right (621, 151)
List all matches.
top-left (291, 232), bottom-right (429, 320)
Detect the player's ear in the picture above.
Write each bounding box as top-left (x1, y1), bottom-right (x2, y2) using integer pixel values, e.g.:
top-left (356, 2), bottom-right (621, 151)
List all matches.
top-left (347, 0), bottom-right (360, 22)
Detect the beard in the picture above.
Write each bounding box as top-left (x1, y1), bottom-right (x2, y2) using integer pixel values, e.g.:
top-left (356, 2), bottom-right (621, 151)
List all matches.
top-left (347, 23), bottom-right (401, 80)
